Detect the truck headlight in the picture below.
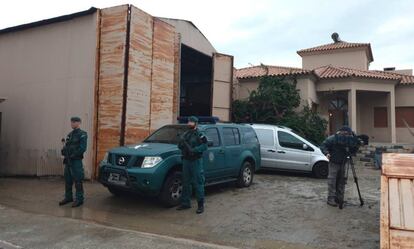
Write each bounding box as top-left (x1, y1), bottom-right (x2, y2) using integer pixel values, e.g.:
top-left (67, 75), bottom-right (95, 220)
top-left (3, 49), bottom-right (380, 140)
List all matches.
top-left (142, 157), bottom-right (162, 168)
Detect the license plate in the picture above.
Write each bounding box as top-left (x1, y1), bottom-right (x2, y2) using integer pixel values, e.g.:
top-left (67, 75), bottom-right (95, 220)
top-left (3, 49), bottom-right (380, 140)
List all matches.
top-left (108, 173), bottom-right (126, 186)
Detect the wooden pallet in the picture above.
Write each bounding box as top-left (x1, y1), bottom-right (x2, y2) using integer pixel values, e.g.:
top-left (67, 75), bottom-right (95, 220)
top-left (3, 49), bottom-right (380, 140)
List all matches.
top-left (381, 153), bottom-right (414, 249)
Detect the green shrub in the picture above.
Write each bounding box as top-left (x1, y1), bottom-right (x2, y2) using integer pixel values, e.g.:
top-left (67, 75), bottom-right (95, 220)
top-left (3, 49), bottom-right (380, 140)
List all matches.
top-left (232, 76), bottom-right (327, 145)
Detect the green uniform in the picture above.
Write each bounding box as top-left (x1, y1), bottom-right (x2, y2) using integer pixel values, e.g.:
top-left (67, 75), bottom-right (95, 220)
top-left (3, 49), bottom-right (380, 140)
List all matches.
top-left (62, 128), bottom-right (87, 202)
top-left (178, 128), bottom-right (208, 207)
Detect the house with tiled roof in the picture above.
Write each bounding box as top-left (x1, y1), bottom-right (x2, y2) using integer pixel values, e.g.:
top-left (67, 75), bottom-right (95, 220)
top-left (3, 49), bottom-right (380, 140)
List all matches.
top-left (234, 33), bottom-right (414, 144)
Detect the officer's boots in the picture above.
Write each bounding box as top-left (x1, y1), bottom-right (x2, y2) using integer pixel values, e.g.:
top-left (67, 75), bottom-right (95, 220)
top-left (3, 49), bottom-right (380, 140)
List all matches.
top-left (59, 199), bottom-right (73, 206)
top-left (196, 201), bottom-right (204, 214)
top-left (72, 182), bottom-right (84, 208)
top-left (327, 197), bottom-right (338, 207)
top-left (176, 205), bottom-right (191, 210)
top-left (72, 200), bottom-right (83, 208)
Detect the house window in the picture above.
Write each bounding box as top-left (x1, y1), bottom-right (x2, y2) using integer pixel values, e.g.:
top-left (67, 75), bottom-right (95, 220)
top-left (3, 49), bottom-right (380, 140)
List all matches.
top-left (396, 107), bottom-right (414, 128)
top-left (374, 107), bottom-right (388, 128)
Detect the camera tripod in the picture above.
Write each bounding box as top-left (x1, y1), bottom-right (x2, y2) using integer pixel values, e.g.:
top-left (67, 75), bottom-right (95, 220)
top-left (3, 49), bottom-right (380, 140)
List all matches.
top-left (337, 153), bottom-right (364, 209)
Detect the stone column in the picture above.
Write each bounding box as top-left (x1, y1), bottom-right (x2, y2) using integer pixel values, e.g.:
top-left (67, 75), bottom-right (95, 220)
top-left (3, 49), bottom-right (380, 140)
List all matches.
top-left (389, 90), bottom-right (396, 143)
top-left (348, 88), bottom-right (357, 133)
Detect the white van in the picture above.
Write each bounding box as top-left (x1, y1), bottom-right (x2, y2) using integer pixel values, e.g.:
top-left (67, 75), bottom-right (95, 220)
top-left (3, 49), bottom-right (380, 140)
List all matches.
top-left (251, 124), bottom-right (329, 178)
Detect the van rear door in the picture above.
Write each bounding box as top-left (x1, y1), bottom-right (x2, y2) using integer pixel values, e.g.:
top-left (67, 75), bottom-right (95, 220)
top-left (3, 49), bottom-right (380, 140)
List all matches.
top-left (254, 128), bottom-right (277, 168)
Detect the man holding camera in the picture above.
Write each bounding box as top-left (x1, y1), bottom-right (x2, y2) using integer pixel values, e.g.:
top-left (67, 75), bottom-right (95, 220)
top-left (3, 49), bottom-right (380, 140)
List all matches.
top-left (320, 126), bottom-right (359, 207)
top-left (59, 117), bottom-right (88, 208)
top-left (176, 116), bottom-right (208, 214)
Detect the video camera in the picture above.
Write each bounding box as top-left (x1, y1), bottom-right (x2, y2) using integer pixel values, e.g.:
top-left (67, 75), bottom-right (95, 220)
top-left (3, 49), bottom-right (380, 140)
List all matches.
top-left (335, 133), bottom-right (363, 156)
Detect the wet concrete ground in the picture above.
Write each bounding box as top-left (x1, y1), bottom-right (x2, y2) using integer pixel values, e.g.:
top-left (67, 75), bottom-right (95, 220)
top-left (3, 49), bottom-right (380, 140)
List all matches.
top-left (0, 164), bottom-right (380, 249)
top-left (0, 204), bottom-right (236, 249)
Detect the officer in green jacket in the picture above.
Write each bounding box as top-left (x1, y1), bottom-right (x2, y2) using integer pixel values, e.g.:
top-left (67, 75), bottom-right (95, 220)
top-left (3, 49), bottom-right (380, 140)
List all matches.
top-left (59, 117), bottom-right (88, 208)
top-left (176, 116), bottom-right (208, 214)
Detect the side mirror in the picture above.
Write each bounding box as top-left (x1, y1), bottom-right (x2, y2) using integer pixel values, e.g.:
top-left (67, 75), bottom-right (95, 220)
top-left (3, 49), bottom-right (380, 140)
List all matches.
top-left (302, 144), bottom-right (308, 150)
top-left (207, 141), bottom-right (214, 147)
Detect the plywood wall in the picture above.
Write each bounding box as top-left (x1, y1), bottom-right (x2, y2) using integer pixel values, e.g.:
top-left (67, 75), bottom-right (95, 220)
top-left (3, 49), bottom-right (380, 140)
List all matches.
top-left (95, 5), bottom-right (178, 169)
top-left (381, 153), bottom-right (414, 249)
top-left (124, 6), bottom-right (153, 145)
top-left (172, 33), bottom-right (181, 123)
top-left (96, 5), bottom-right (128, 164)
top-left (149, 19), bottom-right (176, 132)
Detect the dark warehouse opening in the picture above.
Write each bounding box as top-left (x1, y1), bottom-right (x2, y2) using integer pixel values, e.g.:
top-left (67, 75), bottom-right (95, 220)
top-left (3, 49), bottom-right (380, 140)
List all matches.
top-left (179, 44), bottom-right (212, 117)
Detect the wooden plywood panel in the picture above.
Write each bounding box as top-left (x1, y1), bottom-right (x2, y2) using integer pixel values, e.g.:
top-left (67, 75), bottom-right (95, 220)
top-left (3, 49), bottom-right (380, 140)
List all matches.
top-left (172, 33), bottom-right (181, 122)
top-left (401, 179), bottom-right (414, 229)
top-left (212, 108), bottom-right (230, 122)
top-left (150, 19), bottom-right (175, 132)
top-left (390, 229), bottom-right (414, 249)
top-left (96, 5), bottom-right (128, 162)
top-left (124, 7), bottom-right (153, 145)
top-left (383, 153), bottom-right (414, 178)
top-left (212, 53), bottom-right (233, 122)
top-left (212, 81), bottom-right (231, 108)
top-left (389, 178), bottom-right (414, 231)
top-left (389, 178), bottom-right (402, 229)
top-left (381, 175), bottom-right (390, 249)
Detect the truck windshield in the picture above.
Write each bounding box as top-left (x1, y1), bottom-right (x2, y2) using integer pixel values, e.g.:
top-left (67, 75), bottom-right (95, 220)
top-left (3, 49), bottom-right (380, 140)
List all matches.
top-left (144, 125), bottom-right (189, 144)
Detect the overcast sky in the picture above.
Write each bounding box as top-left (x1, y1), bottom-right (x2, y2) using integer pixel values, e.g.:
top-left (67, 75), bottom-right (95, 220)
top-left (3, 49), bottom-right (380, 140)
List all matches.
top-left (1, 0), bottom-right (413, 70)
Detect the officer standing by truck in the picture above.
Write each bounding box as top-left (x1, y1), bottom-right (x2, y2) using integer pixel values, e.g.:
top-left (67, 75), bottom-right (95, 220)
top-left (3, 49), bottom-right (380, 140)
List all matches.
top-left (176, 116), bottom-right (208, 214)
top-left (59, 117), bottom-right (88, 208)
top-left (320, 126), bottom-right (359, 207)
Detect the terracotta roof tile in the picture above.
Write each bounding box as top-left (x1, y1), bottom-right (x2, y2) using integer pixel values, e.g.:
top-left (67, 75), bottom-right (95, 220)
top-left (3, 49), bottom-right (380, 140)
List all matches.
top-left (375, 70), bottom-right (414, 85)
top-left (236, 64), bottom-right (413, 85)
top-left (235, 65), bottom-right (310, 79)
top-left (314, 65), bottom-right (400, 81)
top-left (399, 74), bottom-right (414, 85)
top-left (297, 41), bottom-right (373, 62)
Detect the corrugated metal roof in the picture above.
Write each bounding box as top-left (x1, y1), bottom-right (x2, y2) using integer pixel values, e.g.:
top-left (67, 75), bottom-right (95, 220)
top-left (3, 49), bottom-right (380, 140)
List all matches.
top-left (0, 7), bottom-right (98, 35)
top-left (297, 41), bottom-right (374, 62)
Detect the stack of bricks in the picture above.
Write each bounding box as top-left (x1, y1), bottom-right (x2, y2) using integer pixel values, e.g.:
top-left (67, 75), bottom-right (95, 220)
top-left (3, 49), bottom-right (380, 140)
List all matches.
top-left (356, 145), bottom-right (414, 168)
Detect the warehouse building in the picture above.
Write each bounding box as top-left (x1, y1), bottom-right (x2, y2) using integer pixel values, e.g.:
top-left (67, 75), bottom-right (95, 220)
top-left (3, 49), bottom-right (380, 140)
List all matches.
top-left (0, 4), bottom-right (233, 178)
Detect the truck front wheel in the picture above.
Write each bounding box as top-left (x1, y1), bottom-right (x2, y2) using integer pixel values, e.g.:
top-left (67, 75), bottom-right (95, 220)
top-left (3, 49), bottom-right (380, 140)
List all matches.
top-left (159, 171), bottom-right (182, 207)
top-left (237, 161), bottom-right (254, 188)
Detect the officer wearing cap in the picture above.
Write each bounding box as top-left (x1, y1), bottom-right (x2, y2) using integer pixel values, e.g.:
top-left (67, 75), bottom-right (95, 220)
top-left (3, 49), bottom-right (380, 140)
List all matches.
top-left (177, 116), bottom-right (208, 214)
top-left (59, 117), bottom-right (88, 207)
top-left (320, 126), bottom-right (359, 207)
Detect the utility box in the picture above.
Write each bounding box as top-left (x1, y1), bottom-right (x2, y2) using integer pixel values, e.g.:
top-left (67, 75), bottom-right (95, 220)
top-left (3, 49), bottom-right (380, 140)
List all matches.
top-left (381, 153), bottom-right (414, 249)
